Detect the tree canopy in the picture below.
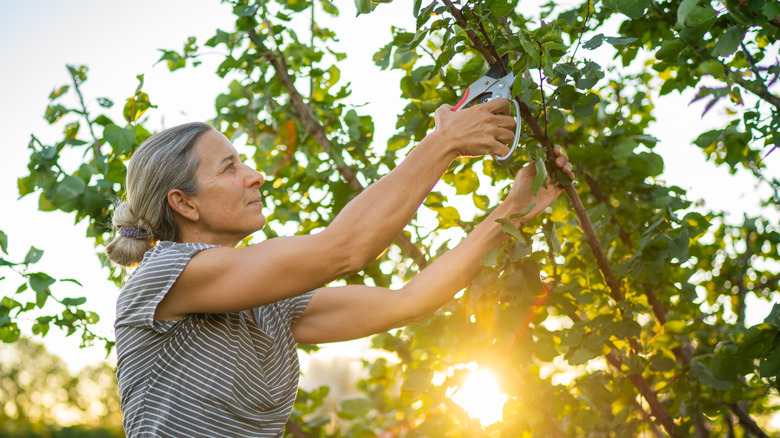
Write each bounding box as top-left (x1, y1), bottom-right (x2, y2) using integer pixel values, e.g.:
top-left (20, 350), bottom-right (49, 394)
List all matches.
top-left (3, 0), bottom-right (780, 436)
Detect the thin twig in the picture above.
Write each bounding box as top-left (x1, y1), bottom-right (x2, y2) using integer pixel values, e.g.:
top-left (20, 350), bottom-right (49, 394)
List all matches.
top-left (536, 41), bottom-right (549, 136)
top-left (568, 0), bottom-right (592, 63)
top-left (67, 66), bottom-right (102, 159)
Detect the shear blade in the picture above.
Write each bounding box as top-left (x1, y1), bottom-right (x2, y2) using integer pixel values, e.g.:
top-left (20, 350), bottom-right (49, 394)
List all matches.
top-left (485, 54), bottom-right (509, 79)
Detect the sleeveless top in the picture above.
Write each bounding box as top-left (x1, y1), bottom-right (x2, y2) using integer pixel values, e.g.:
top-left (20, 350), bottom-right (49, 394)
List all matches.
top-left (114, 241), bottom-right (315, 437)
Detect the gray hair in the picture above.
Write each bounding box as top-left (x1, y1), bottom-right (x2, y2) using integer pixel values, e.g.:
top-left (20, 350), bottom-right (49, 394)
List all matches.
top-left (105, 122), bottom-right (214, 267)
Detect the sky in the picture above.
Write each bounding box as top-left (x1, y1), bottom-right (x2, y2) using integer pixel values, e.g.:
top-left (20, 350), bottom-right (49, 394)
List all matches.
top-left (0, 0), bottom-right (777, 374)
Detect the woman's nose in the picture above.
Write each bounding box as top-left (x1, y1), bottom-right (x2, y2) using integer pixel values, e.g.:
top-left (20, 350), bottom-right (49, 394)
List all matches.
top-left (245, 165), bottom-right (264, 187)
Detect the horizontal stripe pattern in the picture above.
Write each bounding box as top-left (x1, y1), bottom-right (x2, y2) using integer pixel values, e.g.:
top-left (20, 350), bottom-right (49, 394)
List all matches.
top-left (115, 241), bottom-right (314, 437)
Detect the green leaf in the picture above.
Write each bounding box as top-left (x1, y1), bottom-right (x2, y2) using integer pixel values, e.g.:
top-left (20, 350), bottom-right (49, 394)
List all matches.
top-left (765, 1), bottom-right (780, 20)
top-left (104, 124), bottom-right (137, 154)
top-left (0, 325), bottom-right (21, 343)
top-left (737, 324), bottom-right (777, 359)
top-left (97, 97), bottom-right (114, 108)
top-left (29, 272), bottom-right (55, 295)
top-left (520, 259), bottom-right (543, 295)
top-left (124, 91), bottom-right (154, 123)
top-left (453, 169), bottom-right (478, 195)
top-left (575, 61), bottom-right (604, 90)
top-left (531, 159), bottom-right (547, 195)
top-left (510, 241), bottom-right (532, 261)
top-left (482, 246), bottom-right (501, 267)
top-left (24, 247), bottom-right (44, 264)
top-left (44, 104), bottom-right (68, 124)
top-left (49, 85), bottom-right (70, 100)
top-left (567, 347), bottom-right (600, 365)
top-left (650, 353), bottom-right (677, 372)
top-left (712, 26), bottom-right (746, 57)
top-left (572, 92), bottom-right (601, 117)
top-left (373, 43), bottom-right (393, 70)
top-left (355, 0), bottom-right (376, 15)
top-left (52, 175), bottom-right (86, 211)
top-left (759, 347), bottom-right (780, 379)
top-left (664, 320), bottom-right (689, 334)
top-left (339, 396), bottom-right (370, 419)
top-left (605, 36), bottom-right (638, 46)
top-left (487, 0), bottom-right (515, 17)
top-left (473, 193), bottom-right (490, 211)
top-left (583, 34), bottom-right (604, 50)
top-left (615, 0), bottom-right (650, 19)
top-left (542, 220), bottom-right (561, 254)
top-left (764, 303), bottom-right (780, 327)
top-left (502, 221), bottom-right (523, 240)
top-left (62, 297), bottom-right (87, 306)
top-left (677, 0), bottom-right (699, 25)
top-left (0, 230), bottom-right (7, 254)
top-left (402, 368), bottom-right (433, 392)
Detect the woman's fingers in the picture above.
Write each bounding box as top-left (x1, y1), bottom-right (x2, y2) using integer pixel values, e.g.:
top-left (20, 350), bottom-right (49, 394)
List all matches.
top-left (552, 145), bottom-right (575, 179)
top-left (484, 97), bottom-right (512, 115)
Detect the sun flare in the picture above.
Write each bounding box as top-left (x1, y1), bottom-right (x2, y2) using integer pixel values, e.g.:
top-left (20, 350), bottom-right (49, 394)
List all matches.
top-left (449, 368), bottom-right (508, 426)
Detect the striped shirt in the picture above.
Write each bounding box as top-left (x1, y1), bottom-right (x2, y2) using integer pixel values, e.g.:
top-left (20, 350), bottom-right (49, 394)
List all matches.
top-left (115, 241), bottom-right (315, 437)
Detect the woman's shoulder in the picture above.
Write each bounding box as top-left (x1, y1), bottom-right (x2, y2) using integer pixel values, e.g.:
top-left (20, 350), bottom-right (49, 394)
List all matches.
top-left (124, 241), bottom-right (219, 284)
top-left (137, 241), bottom-right (218, 265)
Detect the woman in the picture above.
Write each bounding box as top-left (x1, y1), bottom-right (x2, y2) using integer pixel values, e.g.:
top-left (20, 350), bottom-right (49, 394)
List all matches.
top-left (107, 98), bottom-right (574, 437)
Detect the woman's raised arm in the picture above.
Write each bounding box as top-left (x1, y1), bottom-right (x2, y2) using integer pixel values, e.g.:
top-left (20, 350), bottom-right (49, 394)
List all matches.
top-left (154, 99), bottom-right (518, 320)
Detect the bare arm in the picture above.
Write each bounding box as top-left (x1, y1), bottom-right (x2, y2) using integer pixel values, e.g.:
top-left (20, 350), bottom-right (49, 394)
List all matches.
top-left (291, 155), bottom-right (574, 344)
top-left (155, 99), bottom-right (517, 320)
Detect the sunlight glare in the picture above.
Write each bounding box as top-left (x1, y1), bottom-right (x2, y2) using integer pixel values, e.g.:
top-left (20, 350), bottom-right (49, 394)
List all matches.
top-left (449, 368), bottom-right (508, 426)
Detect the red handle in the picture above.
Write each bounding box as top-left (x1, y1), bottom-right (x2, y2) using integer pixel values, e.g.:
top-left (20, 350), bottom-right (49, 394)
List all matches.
top-left (452, 87), bottom-right (471, 111)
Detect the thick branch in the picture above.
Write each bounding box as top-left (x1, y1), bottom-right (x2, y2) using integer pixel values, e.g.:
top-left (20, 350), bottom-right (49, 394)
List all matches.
top-left (736, 247), bottom-right (752, 327)
top-left (246, 28), bottom-right (428, 268)
top-left (728, 403), bottom-right (770, 438)
top-left (564, 184), bottom-right (623, 301)
top-left (605, 352), bottom-right (680, 437)
top-left (441, 0), bottom-right (499, 66)
top-left (628, 397), bottom-right (665, 438)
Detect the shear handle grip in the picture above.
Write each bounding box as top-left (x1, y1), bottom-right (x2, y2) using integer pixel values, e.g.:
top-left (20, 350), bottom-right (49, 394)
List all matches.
top-left (494, 99), bottom-right (522, 164)
top-left (452, 88), bottom-right (471, 112)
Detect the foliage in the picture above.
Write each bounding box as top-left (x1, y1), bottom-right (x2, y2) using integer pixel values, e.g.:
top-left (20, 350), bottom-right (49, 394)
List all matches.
top-left (0, 230), bottom-right (110, 352)
top-left (10, 0), bottom-right (780, 436)
top-left (0, 337), bottom-right (122, 437)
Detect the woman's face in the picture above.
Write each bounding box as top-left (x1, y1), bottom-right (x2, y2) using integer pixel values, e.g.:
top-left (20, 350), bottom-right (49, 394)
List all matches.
top-left (187, 129), bottom-right (266, 245)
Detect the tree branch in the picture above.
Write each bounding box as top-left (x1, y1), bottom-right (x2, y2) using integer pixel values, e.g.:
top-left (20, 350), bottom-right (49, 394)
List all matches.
top-left (285, 418), bottom-right (311, 438)
top-left (628, 397), bottom-right (665, 438)
top-left (441, 10), bottom-right (772, 438)
top-left (66, 66), bottom-right (102, 159)
top-left (246, 27), bottom-right (428, 268)
top-left (441, 0), bottom-right (499, 66)
top-left (604, 352), bottom-right (680, 437)
top-left (727, 403), bottom-right (770, 438)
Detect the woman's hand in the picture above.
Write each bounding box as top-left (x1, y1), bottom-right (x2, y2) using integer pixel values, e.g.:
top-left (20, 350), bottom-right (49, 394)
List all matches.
top-left (431, 98), bottom-right (517, 159)
top-left (506, 145), bottom-right (575, 221)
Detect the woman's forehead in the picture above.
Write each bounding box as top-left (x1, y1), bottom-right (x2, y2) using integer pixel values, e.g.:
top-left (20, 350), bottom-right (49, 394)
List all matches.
top-left (194, 130), bottom-right (238, 164)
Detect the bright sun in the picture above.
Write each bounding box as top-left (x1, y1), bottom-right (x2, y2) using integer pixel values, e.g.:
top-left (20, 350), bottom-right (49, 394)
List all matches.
top-left (448, 368), bottom-right (508, 426)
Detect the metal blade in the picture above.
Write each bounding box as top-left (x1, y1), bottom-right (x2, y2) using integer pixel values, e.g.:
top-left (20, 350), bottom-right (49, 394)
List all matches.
top-left (485, 54), bottom-right (509, 79)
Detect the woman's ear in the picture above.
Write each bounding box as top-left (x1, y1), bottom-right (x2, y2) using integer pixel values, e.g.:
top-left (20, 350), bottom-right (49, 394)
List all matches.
top-left (168, 189), bottom-right (199, 222)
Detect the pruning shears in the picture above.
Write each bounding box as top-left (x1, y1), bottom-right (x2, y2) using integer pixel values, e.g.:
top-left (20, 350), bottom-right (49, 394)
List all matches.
top-left (452, 55), bottom-right (521, 164)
